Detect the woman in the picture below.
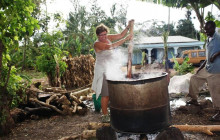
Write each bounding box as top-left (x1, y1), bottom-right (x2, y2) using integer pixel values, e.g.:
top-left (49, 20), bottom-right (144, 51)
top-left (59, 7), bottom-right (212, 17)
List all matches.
top-left (92, 20), bottom-right (133, 122)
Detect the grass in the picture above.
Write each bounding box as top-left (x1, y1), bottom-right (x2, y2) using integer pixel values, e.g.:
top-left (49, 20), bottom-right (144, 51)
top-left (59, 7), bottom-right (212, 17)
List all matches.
top-left (18, 69), bottom-right (46, 80)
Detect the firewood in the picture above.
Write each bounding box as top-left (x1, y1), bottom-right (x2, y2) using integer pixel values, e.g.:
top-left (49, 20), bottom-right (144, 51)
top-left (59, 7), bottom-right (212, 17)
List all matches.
top-left (45, 88), bottom-right (53, 92)
top-left (79, 96), bottom-right (87, 101)
top-left (70, 93), bottom-right (82, 104)
top-left (77, 106), bottom-right (87, 115)
top-left (46, 94), bottom-right (59, 105)
top-left (86, 95), bottom-right (92, 101)
top-left (62, 105), bottom-right (73, 115)
top-left (82, 130), bottom-right (96, 139)
top-left (29, 98), bottom-right (65, 115)
top-left (57, 95), bottom-right (71, 105)
top-left (172, 125), bottom-right (220, 135)
top-left (70, 88), bottom-right (92, 98)
top-left (61, 55), bottom-right (95, 88)
top-left (72, 101), bottom-right (78, 113)
top-left (58, 135), bottom-right (81, 140)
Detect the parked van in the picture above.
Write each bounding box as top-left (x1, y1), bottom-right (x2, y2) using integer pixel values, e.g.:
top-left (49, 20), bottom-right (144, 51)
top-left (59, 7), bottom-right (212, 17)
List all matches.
top-left (170, 49), bottom-right (206, 66)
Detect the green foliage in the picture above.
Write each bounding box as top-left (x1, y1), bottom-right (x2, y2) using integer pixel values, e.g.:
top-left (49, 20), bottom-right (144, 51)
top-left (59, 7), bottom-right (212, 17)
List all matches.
top-left (1, 55), bottom-right (30, 108)
top-left (36, 46), bottom-right (67, 78)
top-left (162, 31), bottom-right (169, 71)
top-left (172, 54), bottom-right (195, 75)
top-left (141, 51), bottom-right (146, 66)
top-left (35, 31), bottom-right (68, 79)
top-left (19, 70), bottom-right (46, 80)
top-left (0, 108), bottom-right (7, 125)
top-left (176, 19), bottom-right (197, 39)
top-left (63, 0), bottom-right (128, 57)
top-left (0, 0), bottom-right (40, 49)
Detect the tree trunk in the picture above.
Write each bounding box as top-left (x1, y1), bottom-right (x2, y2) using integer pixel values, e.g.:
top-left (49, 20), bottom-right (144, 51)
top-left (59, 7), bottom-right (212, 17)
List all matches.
top-left (0, 41), bottom-right (14, 135)
top-left (0, 40), bottom-right (3, 81)
top-left (0, 87), bottom-right (15, 136)
top-left (190, 2), bottom-right (205, 32)
top-left (47, 60), bottom-right (61, 87)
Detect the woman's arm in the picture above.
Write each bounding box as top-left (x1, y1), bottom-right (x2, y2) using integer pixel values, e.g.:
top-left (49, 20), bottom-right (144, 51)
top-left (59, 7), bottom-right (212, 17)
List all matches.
top-left (94, 34), bottom-right (132, 52)
top-left (108, 19), bottom-right (134, 41)
top-left (108, 26), bottom-right (130, 41)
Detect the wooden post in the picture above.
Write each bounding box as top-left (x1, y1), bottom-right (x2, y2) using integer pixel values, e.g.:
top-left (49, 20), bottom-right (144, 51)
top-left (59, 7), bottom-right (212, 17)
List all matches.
top-left (127, 20), bottom-right (134, 78)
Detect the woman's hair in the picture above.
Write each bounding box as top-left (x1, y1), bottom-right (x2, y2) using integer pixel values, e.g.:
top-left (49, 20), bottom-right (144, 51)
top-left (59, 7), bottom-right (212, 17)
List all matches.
top-left (96, 24), bottom-right (109, 35)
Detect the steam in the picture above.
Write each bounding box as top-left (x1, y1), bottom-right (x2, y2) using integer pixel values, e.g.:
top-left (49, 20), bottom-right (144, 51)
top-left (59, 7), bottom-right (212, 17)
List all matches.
top-left (105, 46), bottom-right (166, 81)
top-left (106, 47), bottom-right (127, 81)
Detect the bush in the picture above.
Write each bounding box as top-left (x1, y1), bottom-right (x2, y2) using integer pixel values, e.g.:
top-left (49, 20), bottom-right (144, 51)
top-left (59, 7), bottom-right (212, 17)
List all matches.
top-left (173, 56), bottom-right (195, 75)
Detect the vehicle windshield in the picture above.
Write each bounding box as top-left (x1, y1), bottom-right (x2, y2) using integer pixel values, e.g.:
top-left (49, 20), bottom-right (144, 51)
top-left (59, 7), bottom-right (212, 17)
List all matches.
top-left (183, 54), bottom-right (188, 58)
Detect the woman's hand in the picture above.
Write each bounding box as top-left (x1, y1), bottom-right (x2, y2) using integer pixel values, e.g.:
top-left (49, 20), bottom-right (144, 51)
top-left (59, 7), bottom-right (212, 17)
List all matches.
top-left (126, 34), bottom-right (133, 41)
top-left (127, 19), bottom-right (134, 29)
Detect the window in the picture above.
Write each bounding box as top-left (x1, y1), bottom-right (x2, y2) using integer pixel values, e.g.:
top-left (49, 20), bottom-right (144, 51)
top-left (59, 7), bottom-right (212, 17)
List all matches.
top-left (198, 51), bottom-right (206, 57)
top-left (191, 52), bottom-right (197, 57)
top-left (183, 54), bottom-right (188, 58)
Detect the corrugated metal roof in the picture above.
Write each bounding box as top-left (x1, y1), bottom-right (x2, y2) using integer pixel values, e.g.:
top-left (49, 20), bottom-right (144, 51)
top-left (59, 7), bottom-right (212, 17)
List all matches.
top-left (136, 41), bottom-right (205, 49)
top-left (135, 35), bottom-right (199, 44)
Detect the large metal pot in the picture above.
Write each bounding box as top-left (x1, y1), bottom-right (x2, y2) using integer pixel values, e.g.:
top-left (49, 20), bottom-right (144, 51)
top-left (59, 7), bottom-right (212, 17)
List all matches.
top-left (107, 72), bottom-right (171, 133)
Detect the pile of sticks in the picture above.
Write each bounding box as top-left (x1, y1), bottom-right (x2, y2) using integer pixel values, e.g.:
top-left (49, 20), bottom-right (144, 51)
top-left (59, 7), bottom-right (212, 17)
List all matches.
top-left (61, 54), bottom-right (95, 89)
top-left (26, 86), bottom-right (93, 116)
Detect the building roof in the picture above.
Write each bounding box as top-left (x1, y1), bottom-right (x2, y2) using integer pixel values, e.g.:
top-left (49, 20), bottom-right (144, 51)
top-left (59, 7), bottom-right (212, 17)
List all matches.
top-left (134, 35), bottom-right (204, 49)
top-left (135, 35), bottom-right (200, 44)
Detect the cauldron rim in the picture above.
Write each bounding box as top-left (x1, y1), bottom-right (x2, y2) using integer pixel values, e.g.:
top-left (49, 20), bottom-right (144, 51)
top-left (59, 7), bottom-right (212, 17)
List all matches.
top-left (107, 72), bottom-right (168, 83)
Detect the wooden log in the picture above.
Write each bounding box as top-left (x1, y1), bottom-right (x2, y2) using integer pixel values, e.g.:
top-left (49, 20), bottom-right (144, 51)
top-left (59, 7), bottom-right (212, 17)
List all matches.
top-left (79, 95), bottom-right (87, 101)
top-left (60, 84), bottom-right (92, 94)
top-left (29, 98), bottom-right (65, 115)
top-left (82, 130), bottom-right (96, 139)
top-left (70, 88), bottom-right (92, 98)
top-left (172, 125), bottom-right (220, 135)
top-left (46, 94), bottom-right (59, 105)
top-left (62, 105), bottom-right (73, 115)
top-left (87, 122), bottom-right (220, 136)
top-left (127, 20), bottom-right (134, 78)
top-left (59, 135), bottom-right (81, 140)
top-left (72, 101), bottom-right (78, 113)
top-left (70, 93), bottom-right (82, 104)
top-left (57, 95), bottom-right (71, 105)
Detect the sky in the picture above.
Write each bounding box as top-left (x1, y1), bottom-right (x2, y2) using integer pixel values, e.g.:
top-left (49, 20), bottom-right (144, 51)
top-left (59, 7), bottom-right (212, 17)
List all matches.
top-left (44, 0), bottom-right (220, 31)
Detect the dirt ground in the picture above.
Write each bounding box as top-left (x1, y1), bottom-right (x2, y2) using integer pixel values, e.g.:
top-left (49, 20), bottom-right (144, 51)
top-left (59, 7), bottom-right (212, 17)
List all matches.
top-left (1, 69), bottom-right (220, 140)
top-left (1, 97), bottom-right (220, 140)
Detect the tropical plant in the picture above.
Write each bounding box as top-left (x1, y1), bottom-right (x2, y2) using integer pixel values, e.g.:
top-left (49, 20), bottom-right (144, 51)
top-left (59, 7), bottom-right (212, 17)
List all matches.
top-left (141, 51), bottom-right (146, 66)
top-left (36, 31), bottom-right (68, 87)
top-left (162, 31), bottom-right (170, 72)
top-left (172, 54), bottom-right (194, 75)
